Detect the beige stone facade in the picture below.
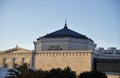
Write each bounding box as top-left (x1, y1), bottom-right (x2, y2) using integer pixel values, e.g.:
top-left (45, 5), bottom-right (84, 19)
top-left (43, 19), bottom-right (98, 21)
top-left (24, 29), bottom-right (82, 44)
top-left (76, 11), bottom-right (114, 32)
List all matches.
top-left (0, 47), bottom-right (120, 78)
top-left (35, 50), bottom-right (93, 74)
top-left (0, 47), bottom-right (93, 74)
top-left (107, 74), bottom-right (120, 78)
top-left (0, 46), bottom-right (32, 68)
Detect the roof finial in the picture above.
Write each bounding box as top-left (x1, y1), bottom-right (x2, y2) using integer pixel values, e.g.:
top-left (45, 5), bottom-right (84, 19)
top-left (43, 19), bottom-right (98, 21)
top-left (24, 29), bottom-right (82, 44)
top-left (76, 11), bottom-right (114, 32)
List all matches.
top-left (64, 19), bottom-right (68, 29)
top-left (16, 45), bottom-right (18, 48)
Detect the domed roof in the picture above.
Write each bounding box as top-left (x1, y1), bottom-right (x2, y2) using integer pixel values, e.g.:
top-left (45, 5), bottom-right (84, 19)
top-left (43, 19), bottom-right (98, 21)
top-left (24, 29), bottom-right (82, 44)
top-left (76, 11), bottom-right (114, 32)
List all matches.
top-left (37, 24), bottom-right (93, 42)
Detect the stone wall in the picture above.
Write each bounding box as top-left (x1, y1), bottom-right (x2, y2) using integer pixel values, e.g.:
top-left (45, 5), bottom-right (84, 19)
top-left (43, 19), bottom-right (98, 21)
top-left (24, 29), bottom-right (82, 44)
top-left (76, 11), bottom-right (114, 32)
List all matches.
top-left (35, 50), bottom-right (93, 74)
top-left (0, 48), bottom-right (32, 68)
top-left (107, 74), bottom-right (120, 78)
top-left (0, 53), bottom-right (32, 68)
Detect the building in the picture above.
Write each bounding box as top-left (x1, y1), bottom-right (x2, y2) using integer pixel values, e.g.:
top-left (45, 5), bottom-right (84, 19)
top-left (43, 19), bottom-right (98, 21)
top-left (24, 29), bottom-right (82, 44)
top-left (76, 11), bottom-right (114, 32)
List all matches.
top-left (34, 23), bottom-right (96, 51)
top-left (94, 47), bottom-right (120, 76)
top-left (0, 22), bottom-right (120, 78)
top-left (0, 46), bottom-right (33, 68)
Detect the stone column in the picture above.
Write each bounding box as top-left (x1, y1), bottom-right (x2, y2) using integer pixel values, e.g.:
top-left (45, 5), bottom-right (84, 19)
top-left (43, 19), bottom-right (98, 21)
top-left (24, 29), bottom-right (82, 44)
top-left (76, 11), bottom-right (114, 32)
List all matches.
top-left (0, 58), bottom-right (3, 67)
top-left (31, 50), bottom-right (36, 69)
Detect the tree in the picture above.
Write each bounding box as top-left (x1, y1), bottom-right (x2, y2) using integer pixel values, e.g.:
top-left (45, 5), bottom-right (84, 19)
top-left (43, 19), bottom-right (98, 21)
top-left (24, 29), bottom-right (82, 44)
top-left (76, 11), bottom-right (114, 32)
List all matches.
top-left (46, 66), bottom-right (76, 78)
top-left (62, 66), bottom-right (76, 78)
top-left (78, 71), bottom-right (107, 78)
top-left (46, 68), bottom-right (62, 78)
top-left (6, 64), bottom-right (77, 78)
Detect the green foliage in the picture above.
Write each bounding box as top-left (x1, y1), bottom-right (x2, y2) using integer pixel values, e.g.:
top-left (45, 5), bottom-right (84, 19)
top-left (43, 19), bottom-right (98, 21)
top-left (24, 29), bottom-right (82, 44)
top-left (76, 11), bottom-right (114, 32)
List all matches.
top-left (8, 64), bottom-right (76, 78)
top-left (45, 67), bottom-right (76, 78)
top-left (6, 64), bottom-right (107, 78)
top-left (61, 66), bottom-right (76, 78)
top-left (78, 71), bottom-right (107, 78)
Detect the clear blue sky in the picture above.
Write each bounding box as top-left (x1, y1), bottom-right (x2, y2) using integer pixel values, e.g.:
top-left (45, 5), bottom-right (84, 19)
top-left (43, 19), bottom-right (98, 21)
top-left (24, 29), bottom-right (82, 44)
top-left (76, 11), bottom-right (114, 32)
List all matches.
top-left (0, 0), bottom-right (120, 50)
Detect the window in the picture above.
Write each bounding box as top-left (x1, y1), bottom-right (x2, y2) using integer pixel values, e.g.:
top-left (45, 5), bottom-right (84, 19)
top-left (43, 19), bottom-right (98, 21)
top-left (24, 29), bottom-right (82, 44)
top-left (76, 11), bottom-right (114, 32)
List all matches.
top-left (13, 58), bottom-right (17, 68)
top-left (22, 58), bottom-right (25, 65)
top-left (3, 58), bottom-right (7, 68)
top-left (48, 46), bottom-right (62, 50)
top-left (13, 58), bottom-right (16, 63)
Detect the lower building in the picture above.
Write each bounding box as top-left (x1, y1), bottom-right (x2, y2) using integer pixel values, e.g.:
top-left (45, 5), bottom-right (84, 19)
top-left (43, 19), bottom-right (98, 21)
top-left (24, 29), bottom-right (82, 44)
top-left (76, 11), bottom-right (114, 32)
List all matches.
top-left (0, 46), bottom-right (33, 68)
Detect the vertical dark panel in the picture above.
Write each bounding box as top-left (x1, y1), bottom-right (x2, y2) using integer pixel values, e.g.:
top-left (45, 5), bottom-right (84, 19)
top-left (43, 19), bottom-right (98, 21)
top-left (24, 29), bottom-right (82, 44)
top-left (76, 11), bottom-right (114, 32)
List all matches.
top-left (93, 58), bottom-right (97, 71)
top-left (94, 58), bottom-right (120, 73)
top-left (114, 59), bottom-right (120, 72)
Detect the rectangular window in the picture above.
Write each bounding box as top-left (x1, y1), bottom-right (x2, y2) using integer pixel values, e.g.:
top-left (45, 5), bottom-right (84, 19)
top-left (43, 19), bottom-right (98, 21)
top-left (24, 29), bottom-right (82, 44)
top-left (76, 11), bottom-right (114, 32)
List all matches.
top-left (22, 58), bottom-right (25, 65)
top-left (3, 58), bottom-right (7, 68)
top-left (48, 46), bottom-right (62, 50)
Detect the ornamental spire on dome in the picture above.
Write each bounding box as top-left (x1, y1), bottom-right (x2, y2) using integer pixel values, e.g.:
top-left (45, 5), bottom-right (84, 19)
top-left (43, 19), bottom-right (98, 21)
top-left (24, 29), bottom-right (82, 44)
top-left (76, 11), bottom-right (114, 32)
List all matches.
top-left (64, 19), bottom-right (68, 29)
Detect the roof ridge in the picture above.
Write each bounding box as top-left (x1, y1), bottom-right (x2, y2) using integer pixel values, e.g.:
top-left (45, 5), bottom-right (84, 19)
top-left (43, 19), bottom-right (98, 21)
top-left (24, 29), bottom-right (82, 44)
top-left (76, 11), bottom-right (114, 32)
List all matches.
top-left (2, 46), bottom-right (31, 53)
